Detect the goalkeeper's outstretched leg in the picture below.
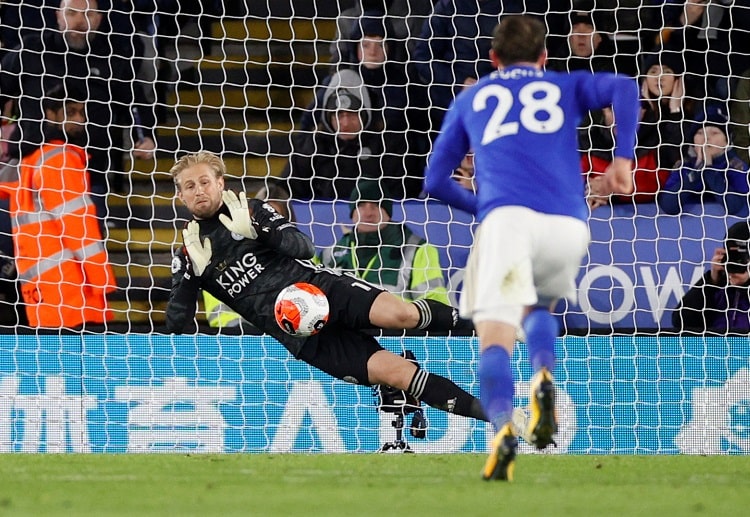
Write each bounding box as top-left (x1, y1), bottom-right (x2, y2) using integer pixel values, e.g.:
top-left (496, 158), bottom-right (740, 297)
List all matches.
top-left (366, 349), bottom-right (487, 421)
top-left (368, 293), bottom-right (474, 334)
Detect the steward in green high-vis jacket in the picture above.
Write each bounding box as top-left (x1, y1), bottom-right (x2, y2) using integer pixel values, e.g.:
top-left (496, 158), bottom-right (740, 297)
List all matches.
top-left (319, 180), bottom-right (451, 305)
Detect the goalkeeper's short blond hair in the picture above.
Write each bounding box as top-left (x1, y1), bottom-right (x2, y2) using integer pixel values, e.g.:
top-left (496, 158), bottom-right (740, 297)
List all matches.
top-left (170, 151), bottom-right (226, 190)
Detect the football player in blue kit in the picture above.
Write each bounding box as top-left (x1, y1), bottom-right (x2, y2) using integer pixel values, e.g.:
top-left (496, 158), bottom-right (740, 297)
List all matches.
top-left (424, 15), bottom-right (639, 481)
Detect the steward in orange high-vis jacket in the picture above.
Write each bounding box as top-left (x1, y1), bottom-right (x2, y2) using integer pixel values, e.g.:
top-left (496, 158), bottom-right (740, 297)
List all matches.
top-left (0, 87), bottom-right (115, 328)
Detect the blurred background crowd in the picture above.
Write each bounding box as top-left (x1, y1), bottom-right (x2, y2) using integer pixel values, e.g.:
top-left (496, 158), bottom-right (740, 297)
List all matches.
top-left (0, 0), bottom-right (748, 332)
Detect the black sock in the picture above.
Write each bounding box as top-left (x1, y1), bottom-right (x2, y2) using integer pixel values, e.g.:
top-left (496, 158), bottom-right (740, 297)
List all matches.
top-left (414, 299), bottom-right (460, 331)
top-left (407, 369), bottom-right (488, 422)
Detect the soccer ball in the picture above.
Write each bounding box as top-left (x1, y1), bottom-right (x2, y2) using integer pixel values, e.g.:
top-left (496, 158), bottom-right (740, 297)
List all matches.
top-left (274, 282), bottom-right (330, 337)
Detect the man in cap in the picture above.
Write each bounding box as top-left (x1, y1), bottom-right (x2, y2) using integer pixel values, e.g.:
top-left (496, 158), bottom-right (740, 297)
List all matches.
top-left (319, 179), bottom-right (451, 304)
top-left (282, 68), bottom-right (419, 199)
top-left (673, 220), bottom-right (750, 333)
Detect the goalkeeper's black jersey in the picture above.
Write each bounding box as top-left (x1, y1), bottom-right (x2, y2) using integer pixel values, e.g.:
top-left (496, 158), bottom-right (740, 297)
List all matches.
top-left (166, 198), bottom-right (321, 356)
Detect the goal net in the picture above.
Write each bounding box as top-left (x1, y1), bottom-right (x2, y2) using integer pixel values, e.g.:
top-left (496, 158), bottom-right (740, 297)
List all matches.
top-left (0, 0), bottom-right (748, 454)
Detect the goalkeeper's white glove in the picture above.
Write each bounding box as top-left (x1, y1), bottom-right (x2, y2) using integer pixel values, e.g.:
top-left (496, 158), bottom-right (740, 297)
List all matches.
top-left (182, 220), bottom-right (212, 276)
top-left (219, 190), bottom-right (258, 240)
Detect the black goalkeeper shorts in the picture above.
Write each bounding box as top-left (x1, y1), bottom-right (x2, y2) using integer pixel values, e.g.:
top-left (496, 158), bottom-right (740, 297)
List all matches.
top-left (307, 269), bottom-right (386, 329)
top-left (297, 325), bottom-right (384, 387)
top-left (296, 269), bottom-right (390, 385)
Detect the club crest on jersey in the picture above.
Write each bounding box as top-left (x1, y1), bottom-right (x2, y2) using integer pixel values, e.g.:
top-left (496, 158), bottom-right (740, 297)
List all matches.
top-left (171, 255), bottom-right (182, 274)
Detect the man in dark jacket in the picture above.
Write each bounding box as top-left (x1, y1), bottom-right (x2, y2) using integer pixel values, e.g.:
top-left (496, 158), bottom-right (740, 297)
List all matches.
top-left (411, 0), bottom-right (504, 134)
top-left (0, 0), bottom-right (156, 217)
top-left (673, 221), bottom-right (750, 333)
top-left (166, 151), bottom-right (487, 424)
top-left (545, 12), bottom-right (615, 74)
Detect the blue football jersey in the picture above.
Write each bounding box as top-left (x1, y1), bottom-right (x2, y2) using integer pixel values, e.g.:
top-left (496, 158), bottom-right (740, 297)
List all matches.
top-left (424, 65), bottom-right (640, 222)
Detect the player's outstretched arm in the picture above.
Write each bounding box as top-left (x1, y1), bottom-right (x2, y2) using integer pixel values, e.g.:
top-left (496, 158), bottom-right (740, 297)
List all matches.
top-left (165, 246), bottom-right (201, 334)
top-left (249, 198), bottom-right (315, 259)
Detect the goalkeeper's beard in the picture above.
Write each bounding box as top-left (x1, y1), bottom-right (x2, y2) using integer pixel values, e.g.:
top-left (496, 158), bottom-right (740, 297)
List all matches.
top-left (191, 199), bottom-right (220, 220)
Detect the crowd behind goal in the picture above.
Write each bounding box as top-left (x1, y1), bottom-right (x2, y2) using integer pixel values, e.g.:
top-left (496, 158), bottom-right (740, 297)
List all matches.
top-left (0, 0), bottom-right (749, 333)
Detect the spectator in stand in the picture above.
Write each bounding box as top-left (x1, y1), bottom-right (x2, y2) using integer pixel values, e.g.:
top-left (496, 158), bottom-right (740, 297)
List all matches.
top-left (411, 0), bottom-right (507, 135)
top-left (0, 82), bottom-right (116, 329)
top-left (202, 184), bottom-right (296, 329)
top-left (546, 11), bottom-right (615, 74)
top-left (658, 104), bottom-right (749, 216)
top-left (300, 12), bottom-right (412, 135)
top-left (587, 51), bottom-right (692, 208)
top-left (546, 12), bottom-right (616, 166)
top-left (587, 0), bottom-right (663, 78)
top-left (319, 180), bottom-right (450, 305)
top-left (672, 220), bottom-right (750, 333)
top-left (330, 0), bottom-right (435, 66)
top-left (657, 0), bottom-right (749, 102)
top-left (0, 0), bottom-right (157, 220)
top-left (298, 11), bottom-right (431, 176)
top-left (283, 68), bottom-right (422, 200)
top-left (730, 68), bottom-right (750, 163)
top-left (638, 51), bottom-right (695, 160)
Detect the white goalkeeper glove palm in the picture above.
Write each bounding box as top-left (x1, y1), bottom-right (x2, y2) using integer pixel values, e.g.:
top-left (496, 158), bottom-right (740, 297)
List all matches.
top-left (219, 190), bottom-right (258, 239)
top-left (182, 220), bottom-right (212, 276)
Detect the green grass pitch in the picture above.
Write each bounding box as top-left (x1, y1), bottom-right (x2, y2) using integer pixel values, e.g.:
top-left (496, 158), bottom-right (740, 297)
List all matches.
top-left (0, 454), bottom-right (746, 516)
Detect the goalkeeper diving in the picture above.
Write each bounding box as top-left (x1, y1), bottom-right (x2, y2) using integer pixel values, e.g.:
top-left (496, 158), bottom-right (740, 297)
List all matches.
top-left (166, 151), bottom-right (488, 424)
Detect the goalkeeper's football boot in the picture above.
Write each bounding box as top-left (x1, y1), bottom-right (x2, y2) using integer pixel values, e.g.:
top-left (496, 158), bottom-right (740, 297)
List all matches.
top-left (481, 423), bottom-right (518, 482)
top-left (527, 367), bottom-right (558, 450)
top-left (409, 408), bottom-right (427, 439)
